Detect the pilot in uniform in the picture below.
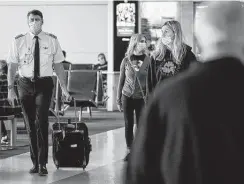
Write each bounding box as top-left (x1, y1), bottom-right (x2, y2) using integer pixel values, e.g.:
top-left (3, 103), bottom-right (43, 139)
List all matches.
top-left (7, 9), bottom-right (69, 176)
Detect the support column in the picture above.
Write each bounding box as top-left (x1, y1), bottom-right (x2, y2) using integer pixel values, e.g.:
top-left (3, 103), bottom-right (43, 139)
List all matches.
top-left (107, 1), bottom-right (139, 111)
top-left (107, 1), bottom-right (115, 111)
top-left (176, 1), bottom-right (194, 48)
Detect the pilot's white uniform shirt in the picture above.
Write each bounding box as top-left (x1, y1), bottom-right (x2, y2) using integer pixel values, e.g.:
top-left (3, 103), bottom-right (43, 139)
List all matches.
top-left (7, 31), bottom-right (64, 77)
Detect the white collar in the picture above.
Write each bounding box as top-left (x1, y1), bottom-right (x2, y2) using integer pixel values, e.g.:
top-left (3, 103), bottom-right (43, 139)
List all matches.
top-left (29, 31), bottom-right (45, 40)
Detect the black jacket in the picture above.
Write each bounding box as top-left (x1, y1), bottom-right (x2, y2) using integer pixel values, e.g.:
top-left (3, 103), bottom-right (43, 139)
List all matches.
top-left (147, 45), bottom-right (196, 96)
top-left (125, 57), bottom-right (244, 184)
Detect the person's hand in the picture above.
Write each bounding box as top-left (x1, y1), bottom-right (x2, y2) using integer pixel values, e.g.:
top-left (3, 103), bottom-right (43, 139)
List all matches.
top-left (62, 90), bottom-right (72, 102)
top-left (117, 104), bottom-right (123, 112)
top-left (8, 89), bottom-right (18, 107)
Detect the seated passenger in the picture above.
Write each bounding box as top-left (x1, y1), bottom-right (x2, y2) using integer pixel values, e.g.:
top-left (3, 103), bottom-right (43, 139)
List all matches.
top-left (93, 53), bottom-right (108, 71)
top-left (1, 120), bottom-right (8, 144)
top-left (0, 60), bottom-right (8, 144)
top-left (61, 50), bottom-right (71, 65)
top-left (0, 60), bottom-right (21, 144)
top-left (93, 53), bottom-right (108, 103)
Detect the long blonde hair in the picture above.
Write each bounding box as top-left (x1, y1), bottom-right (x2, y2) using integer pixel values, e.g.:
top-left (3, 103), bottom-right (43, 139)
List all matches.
top-left (125, 33), bottom-right (147, 60)
top-left (153, 20), bottom-right (186, 64)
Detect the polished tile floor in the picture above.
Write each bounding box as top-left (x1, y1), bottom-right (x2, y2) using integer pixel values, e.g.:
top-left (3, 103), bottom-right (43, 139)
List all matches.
top-left (0, 127), bottom-right (127, 184)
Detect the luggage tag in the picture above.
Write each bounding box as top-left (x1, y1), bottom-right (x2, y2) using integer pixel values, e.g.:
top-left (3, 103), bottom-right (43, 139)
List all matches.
top-left (66, 124), bottom-right (75, 129)
top-left (62, 129), bottom-right (66, 139)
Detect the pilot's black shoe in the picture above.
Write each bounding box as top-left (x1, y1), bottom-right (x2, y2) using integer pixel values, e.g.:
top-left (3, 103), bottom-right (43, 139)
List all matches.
top-left (29, 165), bottom-right (38, 174)
top-left (38, 164), bottom-right (48, 176)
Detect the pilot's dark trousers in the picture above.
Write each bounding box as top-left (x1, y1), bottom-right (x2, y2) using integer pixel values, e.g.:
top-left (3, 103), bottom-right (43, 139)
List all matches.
top-left (17, 77), bottom-right (53, 166)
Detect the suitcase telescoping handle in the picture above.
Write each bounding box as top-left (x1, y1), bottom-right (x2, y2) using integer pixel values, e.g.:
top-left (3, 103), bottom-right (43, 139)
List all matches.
top-left (56, 97), bottom-right (79, 131)
top-left (73, 97), bottom-right (78, 130)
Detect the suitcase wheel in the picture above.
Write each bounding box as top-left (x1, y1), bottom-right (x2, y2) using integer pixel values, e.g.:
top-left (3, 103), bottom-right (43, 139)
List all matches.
top-left (56, 165), bottom-right (59, 169)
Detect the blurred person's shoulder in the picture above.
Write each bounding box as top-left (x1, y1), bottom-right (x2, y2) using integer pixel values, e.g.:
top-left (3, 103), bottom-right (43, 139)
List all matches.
top-left (153, 56), bottom-right (244, 103)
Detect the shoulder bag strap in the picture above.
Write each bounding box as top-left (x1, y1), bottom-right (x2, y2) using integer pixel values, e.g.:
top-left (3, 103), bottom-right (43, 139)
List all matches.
top-left (128, 57), bottom-right (147, 104)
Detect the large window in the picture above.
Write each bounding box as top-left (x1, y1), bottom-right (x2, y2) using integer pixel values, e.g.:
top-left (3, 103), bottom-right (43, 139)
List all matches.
top-left (194, 1), bottom-right (244, 59)
top-left (116, 2), bottom-right (136, 37)
top-left (140, 2), bottom-right (177, 47)
top-left (0, 4), bottom-right (108, 64)
top-left (194, 2), bottom-right (208, 58)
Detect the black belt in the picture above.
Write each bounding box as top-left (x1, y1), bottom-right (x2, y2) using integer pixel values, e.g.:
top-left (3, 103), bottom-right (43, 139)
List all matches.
top-left (21, 76), bottom-right (52, 82)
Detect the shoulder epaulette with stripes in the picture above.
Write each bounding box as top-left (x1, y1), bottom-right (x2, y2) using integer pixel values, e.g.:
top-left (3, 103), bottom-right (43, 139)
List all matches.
top-left (15, 34), bottom-right (25, 39)
top-left (46, 32), bottom-right (57, 39)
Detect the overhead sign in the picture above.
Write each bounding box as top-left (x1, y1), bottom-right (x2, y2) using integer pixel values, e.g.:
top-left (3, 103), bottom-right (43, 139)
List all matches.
top-left (116, 2), bottom-right (136, 37)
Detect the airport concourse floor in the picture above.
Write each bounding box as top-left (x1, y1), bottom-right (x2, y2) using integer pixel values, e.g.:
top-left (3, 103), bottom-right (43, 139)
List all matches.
top-left (0, 109), bottom-right (128, 184)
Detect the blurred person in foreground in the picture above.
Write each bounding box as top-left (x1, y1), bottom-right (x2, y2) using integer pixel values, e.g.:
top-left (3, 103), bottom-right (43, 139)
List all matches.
top-left (125, 2), bottom-right (244, 184)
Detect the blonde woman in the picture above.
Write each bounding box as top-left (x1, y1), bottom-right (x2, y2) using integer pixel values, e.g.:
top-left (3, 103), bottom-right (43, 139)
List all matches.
top-left (116, 34), bottom-right (150, 161)
top-left (147, 20), bottom-right (196, 95)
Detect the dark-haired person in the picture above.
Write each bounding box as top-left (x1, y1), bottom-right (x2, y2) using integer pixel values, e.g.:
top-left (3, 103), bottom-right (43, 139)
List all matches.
top-left (93, 53), bottom-right (108, 71)
top-left (7, 9), bottom-right (71, 176)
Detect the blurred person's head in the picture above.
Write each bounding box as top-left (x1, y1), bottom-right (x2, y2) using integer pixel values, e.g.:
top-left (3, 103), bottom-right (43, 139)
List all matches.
top-left (27, 9), bottom-right (43, 35)
top-left (153, 20), bottom-right (186, 64)
top-left (98, 53), bottom-right (107, 65)
top-left (195, 2), bottom-right (244, 62)
top-left (125, 33), bottom-right (148, 60)
top-left (0, 60), bottom-right (7, 75)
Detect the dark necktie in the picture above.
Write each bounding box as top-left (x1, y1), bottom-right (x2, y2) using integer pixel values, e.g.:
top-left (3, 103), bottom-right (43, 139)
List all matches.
top-left (34, 36), bottom-right (40, 79)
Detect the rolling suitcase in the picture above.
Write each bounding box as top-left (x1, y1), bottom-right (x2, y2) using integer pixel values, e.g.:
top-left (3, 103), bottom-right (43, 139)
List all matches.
top-left (52, 99), bottom-right (92, 169)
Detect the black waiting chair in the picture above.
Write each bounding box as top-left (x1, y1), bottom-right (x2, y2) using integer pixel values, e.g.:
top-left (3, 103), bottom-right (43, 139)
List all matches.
top-left (69, 64), bottom-right (93, 70)
top-left (65, 70), bottom-right (99, 120)
top-left (49, 71), bottom-right (69, 117)
top-left (63, 63), bottom-right (71, 71)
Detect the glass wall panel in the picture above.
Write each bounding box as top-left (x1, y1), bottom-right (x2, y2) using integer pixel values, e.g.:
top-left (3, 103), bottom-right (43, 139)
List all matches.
top-left (140, 2), bottom-right (177, 50)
